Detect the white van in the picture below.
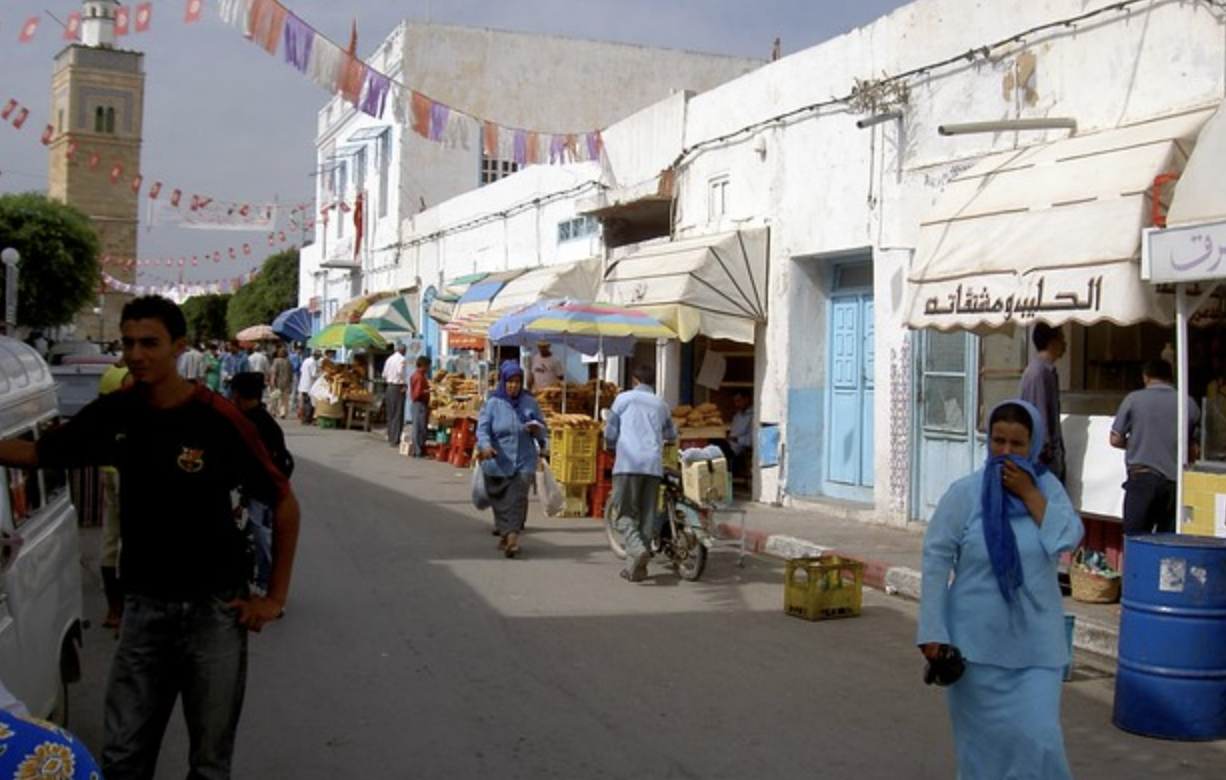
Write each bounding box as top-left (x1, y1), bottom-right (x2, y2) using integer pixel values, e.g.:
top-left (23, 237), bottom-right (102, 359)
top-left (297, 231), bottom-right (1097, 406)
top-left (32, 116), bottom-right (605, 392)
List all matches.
top-left (0, 337), bottom-right (84, 722)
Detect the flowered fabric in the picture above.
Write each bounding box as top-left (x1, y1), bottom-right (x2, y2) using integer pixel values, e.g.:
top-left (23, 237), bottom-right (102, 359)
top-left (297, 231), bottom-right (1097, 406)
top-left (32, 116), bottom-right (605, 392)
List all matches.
top-left (0, 710), bottom-right (101, 780)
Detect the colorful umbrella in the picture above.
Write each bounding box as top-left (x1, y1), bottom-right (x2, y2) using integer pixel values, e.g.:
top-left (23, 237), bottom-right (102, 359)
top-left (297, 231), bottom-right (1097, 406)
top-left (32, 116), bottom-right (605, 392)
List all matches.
top-left (272, 307), bottom-right (313, 343)
top-left (512, 301), bottom-right (676, 341)
top-left (360, 295), bottom-right (416, 339)
top-left (487, 299), bottom-right (635, 356)
top-left (307, 323), bottom-right (388, 350)
top-left (235, 324), bottom-right (279, 342)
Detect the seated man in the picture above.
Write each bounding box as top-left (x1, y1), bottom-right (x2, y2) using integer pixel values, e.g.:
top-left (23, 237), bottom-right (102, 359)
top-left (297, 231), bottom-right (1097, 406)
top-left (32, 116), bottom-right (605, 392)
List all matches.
top-left (727, 390), bottom-right (754, 478)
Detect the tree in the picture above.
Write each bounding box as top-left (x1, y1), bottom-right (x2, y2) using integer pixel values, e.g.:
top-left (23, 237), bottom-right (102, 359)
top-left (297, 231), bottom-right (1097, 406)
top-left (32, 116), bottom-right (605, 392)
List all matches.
top-left (0, 193), bottom-right (101, 329)
top-left (226, 248), bottom-right (300, 337)
top-left (181, 294), bottom-right (231, 344)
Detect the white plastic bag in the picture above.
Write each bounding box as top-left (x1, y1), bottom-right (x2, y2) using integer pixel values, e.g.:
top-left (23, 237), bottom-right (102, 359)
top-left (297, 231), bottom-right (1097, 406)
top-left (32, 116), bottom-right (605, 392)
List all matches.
top-left (471, 464), bottom-right (491, 511)
top-left (537, 464), bottom-right (565, 517)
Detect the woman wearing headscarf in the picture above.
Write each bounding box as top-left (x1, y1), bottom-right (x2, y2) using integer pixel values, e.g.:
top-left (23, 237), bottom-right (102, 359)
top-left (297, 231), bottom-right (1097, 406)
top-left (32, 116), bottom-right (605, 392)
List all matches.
top-left (917, 399), bottom-right (1083, 780)
top-left (476, 361), bottom-right (549, 558)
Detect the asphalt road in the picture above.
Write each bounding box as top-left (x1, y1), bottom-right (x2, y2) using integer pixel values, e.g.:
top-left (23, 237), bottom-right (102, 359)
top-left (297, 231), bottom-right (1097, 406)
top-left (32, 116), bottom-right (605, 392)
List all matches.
top-left (66, 426), bottom-right (1226, 779)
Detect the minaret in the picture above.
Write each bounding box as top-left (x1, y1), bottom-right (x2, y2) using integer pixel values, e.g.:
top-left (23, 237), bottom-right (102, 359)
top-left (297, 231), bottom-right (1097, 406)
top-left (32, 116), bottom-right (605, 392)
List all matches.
top-left (47, 0), bottom-right (144, 344)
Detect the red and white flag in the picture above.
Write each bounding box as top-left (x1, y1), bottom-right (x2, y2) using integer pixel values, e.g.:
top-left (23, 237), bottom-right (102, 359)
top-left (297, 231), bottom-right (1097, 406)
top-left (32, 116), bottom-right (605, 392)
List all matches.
top-left (131, 174), bottom-right (143, 194)
top-left (64, 13), bottom-right (82, 41)
top-left (170, 189), bottom-right (182, 207)
top-left (242, 243), bottom-right (251, 255)
top-left (109, 163), bottom-right (123, 184)
top-left (135, 3), bottom-right (153, 33)
top-left (148, 181), bottom-right (163, 199)
top-left (40, 125), bottom-right (55, 146)
top-left (185, 0), bottom-right (204, 24)
top-left (18, 17), bottom-right (40, 43)
top-left (228, 247), bottom-right (236, 260)
top-left (66, 141), bottom-right (78, 161)
top-left (88, 152), bottom-right (101, 170)
top-left (1, 100), bottom-right (16, 120)
top-left (11, 108), bottom-right (29, 129)
top-left (115, 6), bottom-right (130, 36)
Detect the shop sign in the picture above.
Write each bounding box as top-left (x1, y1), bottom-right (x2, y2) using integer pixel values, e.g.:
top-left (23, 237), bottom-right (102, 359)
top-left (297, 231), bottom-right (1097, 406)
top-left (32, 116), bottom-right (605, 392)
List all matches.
top-left (1143, 221), bottom-right (1226, 284)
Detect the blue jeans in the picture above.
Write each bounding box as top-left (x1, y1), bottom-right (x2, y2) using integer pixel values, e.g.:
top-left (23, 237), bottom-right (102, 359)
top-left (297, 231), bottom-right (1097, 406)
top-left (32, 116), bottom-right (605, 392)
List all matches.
top-left (246, 500), bottom-right (273, 593)
top-left (410, 401), bottom-right (429, 456)
top-left (102, 592), bottom-right (248, 780)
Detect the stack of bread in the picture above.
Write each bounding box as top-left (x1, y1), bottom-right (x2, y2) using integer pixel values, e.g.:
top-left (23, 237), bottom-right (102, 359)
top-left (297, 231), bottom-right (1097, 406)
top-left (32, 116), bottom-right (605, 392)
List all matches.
top-left (545, 413), bottom-right (602, 431)
top-left (670, 402), bottom-right (725, 430)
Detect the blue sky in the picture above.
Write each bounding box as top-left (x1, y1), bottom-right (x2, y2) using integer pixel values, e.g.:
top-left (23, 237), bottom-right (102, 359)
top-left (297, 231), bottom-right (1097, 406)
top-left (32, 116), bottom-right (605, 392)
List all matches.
top-left (0, 0), bottom-right (909, 282)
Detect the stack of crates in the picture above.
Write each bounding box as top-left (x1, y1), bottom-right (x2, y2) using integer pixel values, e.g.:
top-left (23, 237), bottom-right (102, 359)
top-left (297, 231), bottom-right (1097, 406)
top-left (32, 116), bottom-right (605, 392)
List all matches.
top-left (590, 444), bottom-right (615, 518)
top-left (551, 427), bottom-right (598, 516)
top-left (783, 555), bottom-right (865, 621)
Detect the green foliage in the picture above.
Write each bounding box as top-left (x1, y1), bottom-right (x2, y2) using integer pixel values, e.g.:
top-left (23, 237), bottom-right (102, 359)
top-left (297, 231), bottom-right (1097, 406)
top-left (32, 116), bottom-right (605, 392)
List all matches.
top-left (225, 248), bottom-right (299, 337)
top-left (181, 294), bottom-right (231, 344)
top-left (0, 193), bottom-right (101, 329)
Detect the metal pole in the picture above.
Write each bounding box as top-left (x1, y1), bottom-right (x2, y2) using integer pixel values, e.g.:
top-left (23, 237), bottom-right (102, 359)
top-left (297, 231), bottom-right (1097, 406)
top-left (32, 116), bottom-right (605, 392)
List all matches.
top-left (1, 247), bottom-right (19, 336)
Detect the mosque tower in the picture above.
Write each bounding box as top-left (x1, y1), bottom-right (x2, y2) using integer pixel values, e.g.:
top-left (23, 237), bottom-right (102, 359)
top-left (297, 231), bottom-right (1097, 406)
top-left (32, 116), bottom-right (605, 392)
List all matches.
top-left (47, 0), bottom-right (145, 344)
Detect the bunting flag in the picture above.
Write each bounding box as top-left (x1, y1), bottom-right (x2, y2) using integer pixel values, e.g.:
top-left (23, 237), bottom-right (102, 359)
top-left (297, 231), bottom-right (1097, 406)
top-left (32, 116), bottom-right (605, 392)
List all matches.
top-left (1, 100), bottom-right (16, 120)
top-left (64, 13), bottom-right (82, 41)
top-left (249, 0), bottom-right (286, 55)
top-left (115, 6), bottom-right (130, 36)
top-left (135, 3), bottom-right (153, 33)
top-left (18, 17), bottom-right (39, 43)
top-left (148, 181), bottom-right (162, 199)
top-left (11, 108), bottom-right (28, 130)
top-left (40, 124), bottom-right (54, 145)
top-left (130, 174), bottom-right (143, 194)
top-left (109, 162), bottom-right (123, 184)
top-left (185, 0), bottom-right (205, 24)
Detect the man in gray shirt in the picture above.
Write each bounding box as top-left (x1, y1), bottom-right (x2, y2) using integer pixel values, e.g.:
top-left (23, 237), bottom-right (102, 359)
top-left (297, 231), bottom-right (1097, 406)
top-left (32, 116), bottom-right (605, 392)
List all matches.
top-left (1110, 358), bottom-right (1201, 534)
top-left (1018, 323), bottom-right (1066, 481)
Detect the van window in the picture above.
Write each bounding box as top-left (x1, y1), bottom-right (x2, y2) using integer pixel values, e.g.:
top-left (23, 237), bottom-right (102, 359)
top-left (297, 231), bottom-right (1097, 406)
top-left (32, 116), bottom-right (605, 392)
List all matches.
top-left (4, 426), bottom-right (67, 530)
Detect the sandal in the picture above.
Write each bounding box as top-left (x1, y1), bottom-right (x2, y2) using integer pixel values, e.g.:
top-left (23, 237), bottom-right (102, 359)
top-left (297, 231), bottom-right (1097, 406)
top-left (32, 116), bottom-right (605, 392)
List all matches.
top-left (504, 532), bottom-right (520, 558)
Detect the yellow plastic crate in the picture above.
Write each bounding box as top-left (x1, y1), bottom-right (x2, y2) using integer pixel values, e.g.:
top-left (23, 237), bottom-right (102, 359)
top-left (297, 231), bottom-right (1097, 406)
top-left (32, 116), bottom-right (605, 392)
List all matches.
top-left (663, 442), bottom-right (679, 469)
top-left (553, 427), bottom-right (600, 459)
top-left (783, 555), bottom-right (864, 621)
top-left (551, 453), bottom-right (596, 485)
top-left (561, 484), bottom-right (589, 517)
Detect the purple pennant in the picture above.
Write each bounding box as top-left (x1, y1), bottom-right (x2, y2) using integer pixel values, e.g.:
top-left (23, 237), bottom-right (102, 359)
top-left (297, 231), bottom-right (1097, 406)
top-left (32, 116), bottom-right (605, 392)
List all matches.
top-left (283, 14), bottom-right (314, 74)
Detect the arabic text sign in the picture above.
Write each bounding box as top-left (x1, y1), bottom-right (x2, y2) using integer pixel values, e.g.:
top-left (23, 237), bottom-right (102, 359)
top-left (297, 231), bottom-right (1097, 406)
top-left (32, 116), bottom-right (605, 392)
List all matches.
top-left (1143, 221), bottom-right (1226, 284)
top-left (915, 273), bottom-right (1105, 325)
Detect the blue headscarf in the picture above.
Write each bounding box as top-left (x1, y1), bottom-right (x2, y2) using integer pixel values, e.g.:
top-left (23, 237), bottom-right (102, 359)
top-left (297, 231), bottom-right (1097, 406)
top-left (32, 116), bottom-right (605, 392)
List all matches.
top-left (489, 360), bottom-right (544, 427)
top-left (981, 398), bottom-right (1046, 603)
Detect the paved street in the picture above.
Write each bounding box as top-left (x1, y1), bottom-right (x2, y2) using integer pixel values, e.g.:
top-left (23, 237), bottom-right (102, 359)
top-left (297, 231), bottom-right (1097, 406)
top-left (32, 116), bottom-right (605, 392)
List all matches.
top-left (67, 424), bottom-right (1226, 779)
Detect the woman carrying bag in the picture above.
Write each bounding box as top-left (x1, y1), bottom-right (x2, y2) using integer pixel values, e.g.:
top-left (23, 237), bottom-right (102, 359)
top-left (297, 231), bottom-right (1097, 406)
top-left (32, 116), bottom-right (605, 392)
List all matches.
top-left (917, 399), bottom-right (1083, 780)
top-left (476, 361), bottom-right (548, 558)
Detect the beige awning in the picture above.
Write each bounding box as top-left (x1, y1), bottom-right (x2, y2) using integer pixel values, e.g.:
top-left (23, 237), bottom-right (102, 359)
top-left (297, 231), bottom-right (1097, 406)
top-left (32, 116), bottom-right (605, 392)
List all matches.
top-left (599, 228), bottom-right (769, 344)
top-left (1168, 101), bottom-right (1226, 226)
top-left (904, 109), bottom-right (1215, 331)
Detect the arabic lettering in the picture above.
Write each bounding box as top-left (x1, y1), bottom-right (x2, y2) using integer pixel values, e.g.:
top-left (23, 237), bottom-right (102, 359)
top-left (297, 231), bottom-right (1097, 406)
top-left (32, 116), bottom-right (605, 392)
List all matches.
top-left (1169, 234), bottom-right (1225, 274)
top-left (922, 275), bottom-right (1103, 320)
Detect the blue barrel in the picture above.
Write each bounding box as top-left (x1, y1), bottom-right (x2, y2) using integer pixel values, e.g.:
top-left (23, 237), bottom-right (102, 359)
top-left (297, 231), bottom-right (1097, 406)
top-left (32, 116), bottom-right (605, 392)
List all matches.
top-left (1113, 534), bottom-right (1226, 740)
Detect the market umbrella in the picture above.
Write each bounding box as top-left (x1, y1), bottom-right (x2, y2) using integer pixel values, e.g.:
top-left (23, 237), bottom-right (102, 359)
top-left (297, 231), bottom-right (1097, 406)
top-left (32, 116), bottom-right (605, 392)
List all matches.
top-left (235, 324), bottom-right (279, 342)
top-left (360, 294), bottom-right (416, 339)
top-left (307, 323), bottom-right (389, 350)
top-left (272, 307), bottom-right (313, 343)
top-left (487, 299), bottom-right (637, 357)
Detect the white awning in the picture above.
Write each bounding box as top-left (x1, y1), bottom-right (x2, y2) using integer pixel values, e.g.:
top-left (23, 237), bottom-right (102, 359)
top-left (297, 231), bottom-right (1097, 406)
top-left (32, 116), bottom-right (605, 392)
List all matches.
top-left (599, 228), bottom-right (769, 344)
top-left (1168, 101), bottom-right (1226, 226)
top-left (904, 109), bottom-right (1215, 331)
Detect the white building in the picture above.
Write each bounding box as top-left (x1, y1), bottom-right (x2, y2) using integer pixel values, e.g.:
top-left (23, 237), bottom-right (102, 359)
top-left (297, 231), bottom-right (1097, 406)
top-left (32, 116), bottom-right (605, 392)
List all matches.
top-left (298, 22), bottom-right (763, 330)
top-left (321, 2), bottom-right (1226, 538)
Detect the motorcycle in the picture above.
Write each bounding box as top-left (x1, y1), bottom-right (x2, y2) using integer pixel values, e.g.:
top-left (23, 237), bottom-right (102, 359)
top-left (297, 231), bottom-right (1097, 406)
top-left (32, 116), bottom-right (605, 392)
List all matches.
top-left (603, 467), bottom-right (712, 581)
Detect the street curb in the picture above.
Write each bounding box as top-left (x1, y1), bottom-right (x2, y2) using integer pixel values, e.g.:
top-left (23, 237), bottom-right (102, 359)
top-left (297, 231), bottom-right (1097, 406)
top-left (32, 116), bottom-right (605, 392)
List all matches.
top-left (717, 523), bottom-right (1118, 660)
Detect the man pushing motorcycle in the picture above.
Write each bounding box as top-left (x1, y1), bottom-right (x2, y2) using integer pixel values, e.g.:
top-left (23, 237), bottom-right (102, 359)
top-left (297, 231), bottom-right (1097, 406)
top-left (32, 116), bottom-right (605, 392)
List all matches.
top-left (604, 364), bottom-right (678, 583)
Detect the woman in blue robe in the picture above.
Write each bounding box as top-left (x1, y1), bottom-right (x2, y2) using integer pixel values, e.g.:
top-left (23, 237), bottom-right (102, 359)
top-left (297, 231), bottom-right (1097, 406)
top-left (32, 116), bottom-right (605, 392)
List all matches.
top-left (918, 399), bottom-right (1084, 779)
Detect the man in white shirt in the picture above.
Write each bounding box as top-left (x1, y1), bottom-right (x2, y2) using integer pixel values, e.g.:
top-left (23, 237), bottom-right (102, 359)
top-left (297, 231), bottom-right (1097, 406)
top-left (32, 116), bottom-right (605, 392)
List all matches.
top-left (177, 343), bottom-right (205, 381)
top-left (528, 341), bottom-right (564, 393)
top-left (248, 346), bottom-right (270, 378)
top-left (297, 350), bottom-right (321, 425)
top-left (382, 344), bottom-right (408, 447)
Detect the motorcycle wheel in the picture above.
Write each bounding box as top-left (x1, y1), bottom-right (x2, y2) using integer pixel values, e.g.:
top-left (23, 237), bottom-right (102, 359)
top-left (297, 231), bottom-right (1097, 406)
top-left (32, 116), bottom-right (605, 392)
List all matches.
top-left (603, 499), bottom-right (627, 559)
top-left (673, 527), bottom-right (708, 581)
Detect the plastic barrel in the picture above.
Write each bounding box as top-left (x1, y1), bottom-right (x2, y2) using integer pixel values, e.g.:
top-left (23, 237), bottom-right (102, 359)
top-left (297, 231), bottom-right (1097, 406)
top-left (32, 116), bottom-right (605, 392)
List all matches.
top-left (1113, 534), bottom-right (1226, 740)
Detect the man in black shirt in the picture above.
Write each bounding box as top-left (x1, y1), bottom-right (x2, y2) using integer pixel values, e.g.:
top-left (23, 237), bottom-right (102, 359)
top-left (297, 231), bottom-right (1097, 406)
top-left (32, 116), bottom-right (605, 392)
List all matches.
top-left (0, 296), bottom-right (300, 780)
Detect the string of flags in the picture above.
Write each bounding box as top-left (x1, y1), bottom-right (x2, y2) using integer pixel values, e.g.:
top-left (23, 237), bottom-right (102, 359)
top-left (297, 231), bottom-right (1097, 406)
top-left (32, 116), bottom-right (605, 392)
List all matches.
top-left (214, 0), bottom-right (605, 165)
top-left (2, 2), bottom-right (605, 165)
top-left (102, 268), bottom-right (257, 303)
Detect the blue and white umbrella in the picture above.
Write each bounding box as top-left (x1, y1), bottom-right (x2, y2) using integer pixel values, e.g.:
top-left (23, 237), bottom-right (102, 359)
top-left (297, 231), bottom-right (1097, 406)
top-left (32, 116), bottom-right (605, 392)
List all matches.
top-left (272, 307), bottom-right (313, 343)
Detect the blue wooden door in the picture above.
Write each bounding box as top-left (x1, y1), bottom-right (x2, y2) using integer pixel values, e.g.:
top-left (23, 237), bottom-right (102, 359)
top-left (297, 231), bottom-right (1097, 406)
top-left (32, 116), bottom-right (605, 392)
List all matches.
top-left (827, 294), bottom-right (873, 493)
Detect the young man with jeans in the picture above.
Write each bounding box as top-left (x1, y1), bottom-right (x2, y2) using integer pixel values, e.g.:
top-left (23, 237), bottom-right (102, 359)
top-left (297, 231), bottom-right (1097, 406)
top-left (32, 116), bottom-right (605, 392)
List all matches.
top-left (0, 296), bottom-right (300, 780)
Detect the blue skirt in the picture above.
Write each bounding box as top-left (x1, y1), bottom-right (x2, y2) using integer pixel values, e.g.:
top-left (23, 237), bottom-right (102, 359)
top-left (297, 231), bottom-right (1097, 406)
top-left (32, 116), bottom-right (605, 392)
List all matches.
top-left (946, 662), bottom-right (1072, 780)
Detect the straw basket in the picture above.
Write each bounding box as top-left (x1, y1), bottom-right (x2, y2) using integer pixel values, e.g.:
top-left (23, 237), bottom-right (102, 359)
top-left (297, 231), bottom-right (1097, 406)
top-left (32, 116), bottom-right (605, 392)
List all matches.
top-left (1070, 549), bottom-right (1121, 604)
